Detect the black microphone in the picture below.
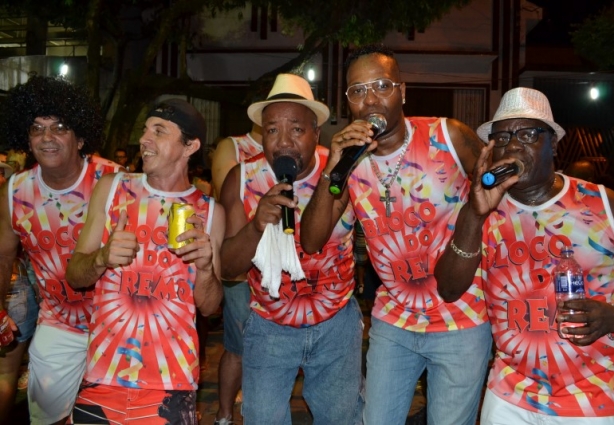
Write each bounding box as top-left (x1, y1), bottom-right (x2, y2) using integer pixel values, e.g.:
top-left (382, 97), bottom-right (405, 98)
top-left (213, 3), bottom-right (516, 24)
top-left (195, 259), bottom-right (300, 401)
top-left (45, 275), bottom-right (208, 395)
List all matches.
top-left (272, 156), bottom-right (298, 234)
top-left (329, 114), bottom-right (387, 195)
top-left (481, 159), bottom-right (525, 189)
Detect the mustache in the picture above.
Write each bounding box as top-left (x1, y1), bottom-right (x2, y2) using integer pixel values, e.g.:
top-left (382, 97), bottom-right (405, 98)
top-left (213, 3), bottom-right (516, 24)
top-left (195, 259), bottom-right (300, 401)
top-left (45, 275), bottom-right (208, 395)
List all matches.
top-left (36, 143), bottom-right (61, 150)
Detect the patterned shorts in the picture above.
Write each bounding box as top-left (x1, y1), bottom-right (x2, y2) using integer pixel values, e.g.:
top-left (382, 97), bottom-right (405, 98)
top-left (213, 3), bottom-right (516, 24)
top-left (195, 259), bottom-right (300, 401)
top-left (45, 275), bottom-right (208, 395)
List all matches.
top-left (71, 384), bottom-right (198, 425)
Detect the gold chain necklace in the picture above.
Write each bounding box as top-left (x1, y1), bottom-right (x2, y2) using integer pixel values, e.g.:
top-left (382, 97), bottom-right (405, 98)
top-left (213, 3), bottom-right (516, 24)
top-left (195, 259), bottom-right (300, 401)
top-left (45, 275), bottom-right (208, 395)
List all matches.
top-left (508, 175), bottom-right (558, 206)
top-left (368, 129), bottom-right (411, 217)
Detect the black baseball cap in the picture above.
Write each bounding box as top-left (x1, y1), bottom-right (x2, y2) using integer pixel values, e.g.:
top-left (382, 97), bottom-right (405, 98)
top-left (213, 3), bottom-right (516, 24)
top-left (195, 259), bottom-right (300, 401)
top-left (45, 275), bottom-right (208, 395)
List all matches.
top-left (146, 99), bottom-right (207, 143)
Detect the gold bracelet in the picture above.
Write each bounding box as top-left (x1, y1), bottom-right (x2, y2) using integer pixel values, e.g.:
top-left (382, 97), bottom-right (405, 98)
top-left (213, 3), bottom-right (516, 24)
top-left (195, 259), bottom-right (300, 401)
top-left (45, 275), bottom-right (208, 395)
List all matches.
top-left (321, 172), bottom-right (331, 182)
top-left (450, 239), bottom-right (480, 259)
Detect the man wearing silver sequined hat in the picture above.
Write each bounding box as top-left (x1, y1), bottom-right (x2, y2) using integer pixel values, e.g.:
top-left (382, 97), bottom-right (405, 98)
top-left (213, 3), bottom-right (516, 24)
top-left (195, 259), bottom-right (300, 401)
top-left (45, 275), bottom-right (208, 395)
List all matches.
top-left (438, 87), bottom-right (614, 424)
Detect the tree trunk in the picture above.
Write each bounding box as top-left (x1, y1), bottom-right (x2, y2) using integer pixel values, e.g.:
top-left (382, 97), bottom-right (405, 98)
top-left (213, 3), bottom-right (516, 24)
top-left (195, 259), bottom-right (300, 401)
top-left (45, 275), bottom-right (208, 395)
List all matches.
top-left (85, 0), bottom-right (102, 102)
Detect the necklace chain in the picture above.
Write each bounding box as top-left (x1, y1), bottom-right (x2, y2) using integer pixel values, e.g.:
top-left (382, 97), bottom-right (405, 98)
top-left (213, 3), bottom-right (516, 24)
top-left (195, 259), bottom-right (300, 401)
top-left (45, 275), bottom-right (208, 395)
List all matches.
top-left (368, 129), bottom-right (412, 217)
top-left (509, 175), bottom-right (558, 206)
top-left (368, 129), bottom-right (411, 189)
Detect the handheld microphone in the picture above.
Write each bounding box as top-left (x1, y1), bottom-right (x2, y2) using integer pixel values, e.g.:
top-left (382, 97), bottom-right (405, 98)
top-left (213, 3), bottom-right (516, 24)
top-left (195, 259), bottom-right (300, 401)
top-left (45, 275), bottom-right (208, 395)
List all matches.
top-left (272, 156), bottom-right (298, 234)
top-left (481, 159), bottom-right (525, 189)
top-left (329, 114), bottom-right (387, 195)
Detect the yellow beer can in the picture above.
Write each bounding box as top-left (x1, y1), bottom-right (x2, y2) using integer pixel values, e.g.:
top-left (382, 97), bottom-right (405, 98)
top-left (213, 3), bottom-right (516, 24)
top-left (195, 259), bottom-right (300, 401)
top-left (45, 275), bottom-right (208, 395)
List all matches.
top-left (168, 203), bottom-right (195, 249)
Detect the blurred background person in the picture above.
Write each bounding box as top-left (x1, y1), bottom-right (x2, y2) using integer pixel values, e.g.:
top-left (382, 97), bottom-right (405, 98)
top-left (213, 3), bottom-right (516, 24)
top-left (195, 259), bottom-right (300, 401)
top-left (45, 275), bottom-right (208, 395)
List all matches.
top-left (211, 122), bottom-right (262, 425)
top-left (113, 148), bottom-right (130, 169)
top-left (0, 252), bottom-right (39, 423)
top-left (564, 158), bottom-right (597, 183)
top-left (6, 149), bottom-right (27, 174)
top-left (0, 158), bottom-right (38, 423)
top-left (0, 161), bottom-right (12, 182)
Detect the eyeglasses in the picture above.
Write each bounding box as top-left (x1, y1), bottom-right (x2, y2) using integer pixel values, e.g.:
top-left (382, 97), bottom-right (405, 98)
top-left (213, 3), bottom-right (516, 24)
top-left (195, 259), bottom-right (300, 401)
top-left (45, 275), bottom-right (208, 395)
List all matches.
top-left (28, 122), bottom-right (71, 137)
top-left (115, 155), bottom-right (127, 159)
top-left (488, 127), bottom-right (554, 147)
top-left (345, 78), bottom-right (402, 104)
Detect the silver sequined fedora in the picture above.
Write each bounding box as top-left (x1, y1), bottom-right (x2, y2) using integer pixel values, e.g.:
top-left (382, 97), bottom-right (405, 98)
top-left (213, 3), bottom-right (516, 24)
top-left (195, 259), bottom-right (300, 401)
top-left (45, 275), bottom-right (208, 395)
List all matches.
top-left (476, 87), bottom-right (566, 143)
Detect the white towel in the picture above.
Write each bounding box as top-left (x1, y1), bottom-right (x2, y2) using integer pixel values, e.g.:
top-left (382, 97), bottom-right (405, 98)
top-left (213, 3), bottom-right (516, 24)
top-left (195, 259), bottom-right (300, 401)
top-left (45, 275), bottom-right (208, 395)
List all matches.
top-left (252, 222), bottom-right (305, 298)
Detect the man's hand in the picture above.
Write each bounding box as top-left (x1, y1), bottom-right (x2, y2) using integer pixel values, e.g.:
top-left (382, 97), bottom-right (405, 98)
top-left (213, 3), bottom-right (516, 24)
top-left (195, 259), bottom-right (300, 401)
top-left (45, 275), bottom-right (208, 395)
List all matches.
top-left (97, 210), bottom-right (139, 268)
top-left (174, 214), bottom-right (215, 272)
top-left (557, 298), bottom-right (614, 346)
top-left (250, 182), bottom-right (297, 233)
top-left (468, 140), bottom-right (519, 218)
top-left (325, 120), bottom-right (377, 174)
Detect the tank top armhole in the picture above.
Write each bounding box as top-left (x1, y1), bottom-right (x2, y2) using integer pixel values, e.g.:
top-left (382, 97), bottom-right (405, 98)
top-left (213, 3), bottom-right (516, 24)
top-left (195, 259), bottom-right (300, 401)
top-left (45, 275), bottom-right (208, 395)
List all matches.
top-left (438, 117), bottom-right (468, 179)
top-left (7, 173), bottom-right (16, 231)
top-left (239, 162), bottom-right (246, 202)
top-left (599, 184), bottom-right (614, 233)
top-left (231, 137), bottom-right (241, 163)
top-left (104, 172), bottom-right (124, 216)
top-left (206, 198), bottom-right (215, 235)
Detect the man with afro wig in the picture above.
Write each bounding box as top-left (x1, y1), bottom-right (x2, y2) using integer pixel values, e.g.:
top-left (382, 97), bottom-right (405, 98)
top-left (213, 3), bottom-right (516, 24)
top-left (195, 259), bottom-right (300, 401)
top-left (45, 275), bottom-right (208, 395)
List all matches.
top-left (0, 76), bottom-right (122, 425)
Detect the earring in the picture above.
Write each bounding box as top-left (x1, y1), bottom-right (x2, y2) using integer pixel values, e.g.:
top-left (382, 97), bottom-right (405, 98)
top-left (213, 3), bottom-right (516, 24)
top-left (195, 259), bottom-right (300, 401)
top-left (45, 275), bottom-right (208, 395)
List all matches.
top-left (402, 99), bottom-right (406, 104)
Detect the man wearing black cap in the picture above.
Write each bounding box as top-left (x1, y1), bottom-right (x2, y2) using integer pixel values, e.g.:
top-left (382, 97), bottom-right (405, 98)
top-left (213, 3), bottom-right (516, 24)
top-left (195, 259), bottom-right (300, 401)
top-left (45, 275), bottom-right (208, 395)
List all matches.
top-left (66, 98), bottom-right (224, 423)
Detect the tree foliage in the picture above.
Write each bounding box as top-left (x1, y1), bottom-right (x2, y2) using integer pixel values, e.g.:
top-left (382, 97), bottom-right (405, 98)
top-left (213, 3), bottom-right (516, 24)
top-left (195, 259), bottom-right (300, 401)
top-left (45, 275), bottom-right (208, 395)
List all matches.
top-left (1, 0), bottom-right (471, 155)
top-left (571, 5), bottom-right (614, 71)
top-left (259, 0), bottom-right (471, 47)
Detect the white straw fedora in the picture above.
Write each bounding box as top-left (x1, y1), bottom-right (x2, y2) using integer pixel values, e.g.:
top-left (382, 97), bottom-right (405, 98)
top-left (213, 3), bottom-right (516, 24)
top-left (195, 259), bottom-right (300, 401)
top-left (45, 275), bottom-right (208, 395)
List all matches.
top-left (0, 162), bottom-right (13, 178)
top-left (247, 74), bottom-right (330, 126)
top-left (476, 87), bottom-right (566, 143)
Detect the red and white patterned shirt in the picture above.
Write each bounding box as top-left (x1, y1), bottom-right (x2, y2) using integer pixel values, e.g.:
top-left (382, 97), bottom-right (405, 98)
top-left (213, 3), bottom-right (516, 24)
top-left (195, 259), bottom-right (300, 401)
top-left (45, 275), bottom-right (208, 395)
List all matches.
top-left (481, 175), bottom-right (614, 417)
top-left (9, 156), bottom-right (120, 333)
top-left (348, 117), bottom-right (488, 332)
top-left (85, 173), bottom-right (214, 390)
top-left (242, 146), bottom-right (356, 327)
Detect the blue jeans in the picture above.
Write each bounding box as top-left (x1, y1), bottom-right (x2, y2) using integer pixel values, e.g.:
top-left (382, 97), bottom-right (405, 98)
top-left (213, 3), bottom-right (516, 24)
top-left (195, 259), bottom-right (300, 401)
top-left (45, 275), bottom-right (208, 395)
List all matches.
top-left (364, 318), bottom-right (492, 425)
top-left (7, 265), bottom-right (39, 343)
top-left (242, 297), bottom-right (364, 425)
top-left (222, 281), bottom-right (251, 355)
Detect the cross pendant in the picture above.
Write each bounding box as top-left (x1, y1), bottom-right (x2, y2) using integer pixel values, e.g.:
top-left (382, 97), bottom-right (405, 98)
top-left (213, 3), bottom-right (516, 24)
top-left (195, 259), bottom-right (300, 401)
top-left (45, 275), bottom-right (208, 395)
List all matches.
top-left (380, 188), bottom-right (397, 217)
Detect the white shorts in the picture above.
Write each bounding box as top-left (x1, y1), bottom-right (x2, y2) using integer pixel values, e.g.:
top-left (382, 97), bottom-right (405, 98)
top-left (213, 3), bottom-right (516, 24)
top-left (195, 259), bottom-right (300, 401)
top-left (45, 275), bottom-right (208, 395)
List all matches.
top-left (481, 388), bottom-right (614, 425)
top-left (28, 324), bottom-right (88, 424)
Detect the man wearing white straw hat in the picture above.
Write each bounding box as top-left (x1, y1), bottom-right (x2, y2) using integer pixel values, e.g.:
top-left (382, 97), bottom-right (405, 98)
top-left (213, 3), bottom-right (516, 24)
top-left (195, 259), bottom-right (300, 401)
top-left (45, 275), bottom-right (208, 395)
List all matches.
top-left (219, 73), bottom-right (363, 424)
top-left (437, 87), bottom-right (614, 424)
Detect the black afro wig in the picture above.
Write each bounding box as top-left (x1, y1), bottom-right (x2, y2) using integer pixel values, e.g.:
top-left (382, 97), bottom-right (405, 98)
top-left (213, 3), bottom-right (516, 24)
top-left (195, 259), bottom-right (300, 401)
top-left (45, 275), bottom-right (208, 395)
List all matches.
top-left (1, 76), bottom-right (104, 156)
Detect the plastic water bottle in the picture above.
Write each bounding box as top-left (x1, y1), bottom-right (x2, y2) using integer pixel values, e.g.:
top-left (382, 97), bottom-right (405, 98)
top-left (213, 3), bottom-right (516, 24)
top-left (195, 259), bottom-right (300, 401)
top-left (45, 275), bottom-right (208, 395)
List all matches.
top-left (553, 247), bottom-right (585, 339)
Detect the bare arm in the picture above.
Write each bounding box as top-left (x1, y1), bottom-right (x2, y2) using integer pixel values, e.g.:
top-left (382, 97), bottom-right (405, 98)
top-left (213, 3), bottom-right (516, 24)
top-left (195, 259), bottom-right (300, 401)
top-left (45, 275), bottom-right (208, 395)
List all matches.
top-left (219, 165), bottom-right (295, 279)
top-left (174, 202), bottom-right (225, 316)
top-left (301, 174), bottom-right (351, 254)
top-left (211, 137), bottom-right (237, 199)
top-left (0, 182), bottom-right (20, 326)
top-left (301, 121), bottom-right (375, 254)
top-left (434, 120), bottom-right (488, 301)
top-left (66, 174), bottom-right (139, 288)
top-left (446, 118), bottom-right (485, 177)
top-left (436, 141), bottom-right (518, 302)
